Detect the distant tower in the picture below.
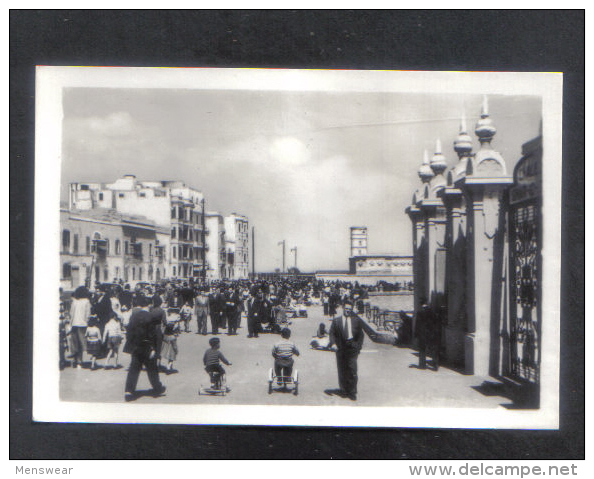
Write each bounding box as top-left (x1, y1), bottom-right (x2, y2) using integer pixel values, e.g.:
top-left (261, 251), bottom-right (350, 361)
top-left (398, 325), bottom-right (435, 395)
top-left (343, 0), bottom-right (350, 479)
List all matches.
top-left (350, 226), bottom-right (368, 257)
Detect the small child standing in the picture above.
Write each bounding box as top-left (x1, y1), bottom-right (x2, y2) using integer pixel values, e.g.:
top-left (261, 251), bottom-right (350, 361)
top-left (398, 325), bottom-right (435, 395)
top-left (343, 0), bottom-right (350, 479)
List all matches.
top-left (85, 316), bottom-right (102, 370)
top-left (103, 312), bottom-right (123, 369)
top-left (180, 303), bottom-right (193, 333)
top-left (272, 328), bottom-right (300, 384)
top-left (203, 337), bottom-right (231, 386)
top-left (160, 316), bottom-right (180, 374)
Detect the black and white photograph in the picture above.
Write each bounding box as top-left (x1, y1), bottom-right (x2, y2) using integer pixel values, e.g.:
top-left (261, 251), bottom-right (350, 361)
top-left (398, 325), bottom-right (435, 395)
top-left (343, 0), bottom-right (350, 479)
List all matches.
top-left (33, 67), bottom-right (562, 429)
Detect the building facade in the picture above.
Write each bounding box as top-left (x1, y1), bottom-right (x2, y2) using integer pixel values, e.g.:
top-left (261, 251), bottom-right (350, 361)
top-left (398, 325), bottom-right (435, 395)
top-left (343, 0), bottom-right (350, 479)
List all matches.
top-left (69, 175), bottom-right (206, 281)
top-left (205, 212), bottom-right (227, 280)
top-left (224, 213), bottom-right (250, 280)
top-left (60, 208), bottom-right (167, 291)
top-left (405, 98), bottom-right (542, 405)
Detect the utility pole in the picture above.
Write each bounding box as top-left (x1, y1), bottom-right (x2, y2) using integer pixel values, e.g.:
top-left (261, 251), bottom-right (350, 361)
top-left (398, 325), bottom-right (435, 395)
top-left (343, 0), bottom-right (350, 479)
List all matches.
top-left (290, 246), bottom-right (297, 270)
top-left (252, 226), bottom-right (255, 278)
top-left (278, 240), bottom-right (285, 273)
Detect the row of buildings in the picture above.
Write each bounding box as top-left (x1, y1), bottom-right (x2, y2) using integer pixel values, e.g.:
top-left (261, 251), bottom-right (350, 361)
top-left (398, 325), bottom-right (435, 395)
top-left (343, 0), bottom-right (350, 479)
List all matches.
top-left (405, 97), bottom-right (542, 405)
top-left (61, 175), bottom-right (249, 291)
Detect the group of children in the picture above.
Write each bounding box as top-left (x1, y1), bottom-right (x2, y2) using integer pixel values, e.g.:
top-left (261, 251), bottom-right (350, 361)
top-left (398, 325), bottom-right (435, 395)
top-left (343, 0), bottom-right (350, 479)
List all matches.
top-left (82, 312), bottom-right (126, 370)
top-left (202, 326), bottom-right (301, 389)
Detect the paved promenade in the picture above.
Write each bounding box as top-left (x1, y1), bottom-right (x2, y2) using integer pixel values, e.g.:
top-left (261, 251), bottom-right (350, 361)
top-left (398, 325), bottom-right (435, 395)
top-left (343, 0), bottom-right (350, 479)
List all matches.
top-left (60, 305), bottom-right (510, 409)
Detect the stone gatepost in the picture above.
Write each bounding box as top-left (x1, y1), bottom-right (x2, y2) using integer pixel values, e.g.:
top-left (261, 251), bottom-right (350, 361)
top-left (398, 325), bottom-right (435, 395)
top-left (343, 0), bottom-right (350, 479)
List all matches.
top-left (406, 204), bottom-right (426, 314)
top-left (406, 150), bottom-right (434, 315)
top-left (458, 97), bottom-right (512, 377)
top-left (439, 118), bottom-right (473, 368)
top-left (421, 141), bottom-right (448, 312)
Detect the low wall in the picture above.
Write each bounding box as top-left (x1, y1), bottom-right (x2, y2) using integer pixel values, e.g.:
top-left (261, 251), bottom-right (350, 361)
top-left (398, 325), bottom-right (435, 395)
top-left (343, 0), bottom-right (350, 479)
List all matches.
top-left (314, 273), bottom-right (413, 286)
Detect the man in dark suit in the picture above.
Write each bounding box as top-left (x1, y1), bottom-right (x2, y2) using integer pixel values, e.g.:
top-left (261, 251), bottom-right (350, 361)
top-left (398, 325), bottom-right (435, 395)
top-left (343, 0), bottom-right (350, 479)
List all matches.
top-left (327, 299), bottom-right (365, 400)
top-left (123, 296), bottom-right (165, 401)
top-left (247, 289), bottom-right (269, 338)
top-left (415, 301), bottom-right (441, 370)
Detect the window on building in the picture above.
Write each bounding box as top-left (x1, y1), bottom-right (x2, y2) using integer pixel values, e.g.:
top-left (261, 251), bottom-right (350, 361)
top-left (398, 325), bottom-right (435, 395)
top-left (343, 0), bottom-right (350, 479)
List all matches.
top-left (73, 234), bottom-right (79, 254)
top-left (119, 193), bottom-right (124, 198)
top-left (148, 244), bottom-right (152, 257)
top-left (115, 239), bottom-right (121, 255)
top-left (99, 192), bottom-right (104, 201)
top-left (139, 267), bottom-right (143, 281)
top-left (62, 229), bottom-right (70, 252)
top-left (172, 266), bottom-right (176, 277)
top-left (139, 192), bottom-right (146, 198)
top-left (132, 267), bottom-right (136, 280)
top-left (80, 184), bottom-right (89, 191)
top-left (171, 227), bottom-right (176, 239)
top-left (86, 236), bottom-right (90, 254)
top-left (172, 246), bottom-right (176, 258)
top-left (124, 241), bottom-right (129, 255)
top-left (62, 263), bottom-right (72, 279)
top-left (171, 207), bottom-right (176, 219)
top-left (104, 268), bottom-right (108, 281)
top-left (115, 266), bottom-right (120, 279)
top-left (105, 238), bottom-right (110, 254)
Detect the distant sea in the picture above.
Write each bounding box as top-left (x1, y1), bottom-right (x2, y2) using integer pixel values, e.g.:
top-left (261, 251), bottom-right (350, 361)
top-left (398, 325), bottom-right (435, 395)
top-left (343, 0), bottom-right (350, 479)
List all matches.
top-left (367, 293), bottom-right (414, 312)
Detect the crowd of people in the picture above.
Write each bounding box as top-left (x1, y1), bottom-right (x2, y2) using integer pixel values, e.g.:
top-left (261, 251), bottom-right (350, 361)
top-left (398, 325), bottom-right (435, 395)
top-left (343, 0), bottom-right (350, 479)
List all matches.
top-left (58, 277), bottom-right (435, 402)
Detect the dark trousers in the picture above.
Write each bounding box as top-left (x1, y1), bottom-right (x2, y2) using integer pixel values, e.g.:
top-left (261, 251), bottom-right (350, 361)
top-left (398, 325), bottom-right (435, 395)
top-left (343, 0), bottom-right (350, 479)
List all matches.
top-left (228, 311), bottom-right (240, 335)
top-left (196, 310), bottom-right (208, 335)
top-left (71, 326), bottom-right (87, 365)
top-left (323, 303), bottom-right (329, 316)
top-left (274, 358), bottom-right (294, 381)
top-left (419, 341), bottom-right (440, 370)
top-left (247, 316), bottom-right (260, 337)
top-left (210, 311), bottom-right (220, 334)
top-left (336, 349), bottom-right (359, 396)
top-left (220, 311), bottom-right (227, 329)
top-left (125, 350), bottom-right (163, 393)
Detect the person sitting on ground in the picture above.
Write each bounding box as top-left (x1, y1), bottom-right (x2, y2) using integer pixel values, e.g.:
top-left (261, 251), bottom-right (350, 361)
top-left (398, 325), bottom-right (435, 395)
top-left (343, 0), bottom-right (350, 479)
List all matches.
top-left (272, 328), bottom-right (300, 384)
top-left (203, 337), bottom-right (232, 387)
top-left (310, 322), bottom-right (335, 351)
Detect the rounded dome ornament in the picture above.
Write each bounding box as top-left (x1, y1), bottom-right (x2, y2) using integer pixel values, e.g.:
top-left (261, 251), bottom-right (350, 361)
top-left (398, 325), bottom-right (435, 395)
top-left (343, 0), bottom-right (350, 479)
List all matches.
top-left (475, 96), bottom-right (497, 144)
top-left (430, 138), bottom-right (447, 175)
top-left (418, 149), bottom-right (434, 182)
top-left (454, 115), bottom-right (473, 157)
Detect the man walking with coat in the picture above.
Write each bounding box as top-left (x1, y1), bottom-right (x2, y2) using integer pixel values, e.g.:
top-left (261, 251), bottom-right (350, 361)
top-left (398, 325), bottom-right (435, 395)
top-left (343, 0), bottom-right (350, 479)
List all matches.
top-left (327, 299), bottom-right (365, 401)
top-left (123, 296), bottom-right (166, 401)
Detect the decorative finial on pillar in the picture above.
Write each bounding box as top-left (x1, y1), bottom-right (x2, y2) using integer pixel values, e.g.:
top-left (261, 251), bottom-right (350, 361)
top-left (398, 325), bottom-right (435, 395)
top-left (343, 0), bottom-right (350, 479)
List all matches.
top-left (454, 113), bottom-right (473, 159)
top-left (475, 95), bottom-right (497, 146)
top-left (431, 138), bottom-right (447, 175)
top-left (418, 149), bottom-right (434, 183)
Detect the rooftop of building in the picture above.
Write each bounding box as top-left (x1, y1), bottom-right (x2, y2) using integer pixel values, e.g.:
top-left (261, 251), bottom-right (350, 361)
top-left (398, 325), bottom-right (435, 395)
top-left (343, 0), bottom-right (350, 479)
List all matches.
top-left (64, 207), bottom-right (156, 228)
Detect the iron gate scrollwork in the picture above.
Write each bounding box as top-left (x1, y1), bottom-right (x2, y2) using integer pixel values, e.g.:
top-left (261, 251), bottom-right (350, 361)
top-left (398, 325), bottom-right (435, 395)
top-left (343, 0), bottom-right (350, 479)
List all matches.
top-left (508, 137), bottom-right (542, 387)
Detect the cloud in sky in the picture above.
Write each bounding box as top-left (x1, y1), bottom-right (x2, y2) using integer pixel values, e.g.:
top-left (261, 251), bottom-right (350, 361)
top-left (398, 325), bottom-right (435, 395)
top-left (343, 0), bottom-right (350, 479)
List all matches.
top-left (61, 88), bottom-right (541, 272)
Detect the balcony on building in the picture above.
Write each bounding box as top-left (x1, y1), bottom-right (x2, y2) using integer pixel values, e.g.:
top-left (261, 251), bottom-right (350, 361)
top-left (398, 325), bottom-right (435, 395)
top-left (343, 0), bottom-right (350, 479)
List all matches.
top-left (92, 238), bottom-right (108, 259)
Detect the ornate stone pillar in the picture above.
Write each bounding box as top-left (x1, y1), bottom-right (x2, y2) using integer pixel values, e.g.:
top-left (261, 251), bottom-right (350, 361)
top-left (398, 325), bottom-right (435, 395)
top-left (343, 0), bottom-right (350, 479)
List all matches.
top-left (459, 97), bottom-right (512, 377)
top-left (421, 140), bottom-right (448, 310)
top-left (406, 204), bottom-right (426, 313)
top-left (406, 150), bottom-right (434, 315)
top-left (439, 118), bottom-right (473, 367)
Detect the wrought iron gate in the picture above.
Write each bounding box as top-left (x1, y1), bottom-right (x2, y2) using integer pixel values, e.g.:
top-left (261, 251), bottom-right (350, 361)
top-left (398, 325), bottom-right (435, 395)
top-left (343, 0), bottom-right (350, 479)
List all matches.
top-left (508, 137), bottom-right (542, 386)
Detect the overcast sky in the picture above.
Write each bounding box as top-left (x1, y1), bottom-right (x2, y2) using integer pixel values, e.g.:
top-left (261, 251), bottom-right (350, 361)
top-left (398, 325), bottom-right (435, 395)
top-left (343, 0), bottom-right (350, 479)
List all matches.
top-left (61, 87), bottom-right (541, 272)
